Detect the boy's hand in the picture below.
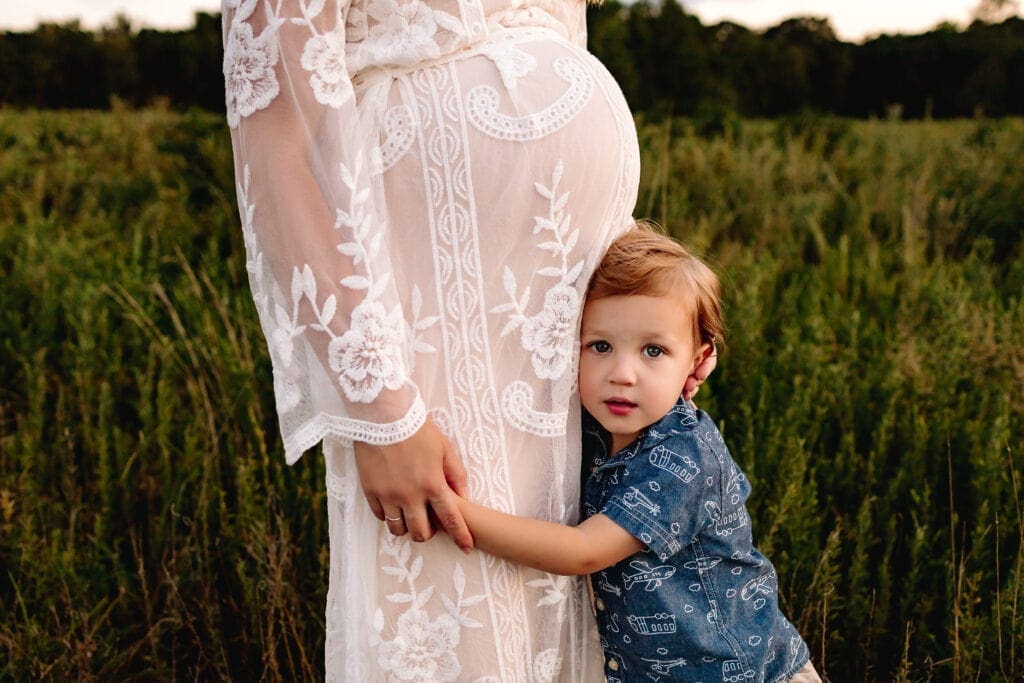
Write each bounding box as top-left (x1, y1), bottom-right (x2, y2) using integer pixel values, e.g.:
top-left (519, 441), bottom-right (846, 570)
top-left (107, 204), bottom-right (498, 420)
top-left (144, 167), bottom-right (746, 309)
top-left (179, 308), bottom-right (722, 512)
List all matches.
top-left (432, 485), bottom-right (475, 554)
top-left (354, 419), bottom-right (474, 552)
top-left (684, 343), bottom-right (718, 401)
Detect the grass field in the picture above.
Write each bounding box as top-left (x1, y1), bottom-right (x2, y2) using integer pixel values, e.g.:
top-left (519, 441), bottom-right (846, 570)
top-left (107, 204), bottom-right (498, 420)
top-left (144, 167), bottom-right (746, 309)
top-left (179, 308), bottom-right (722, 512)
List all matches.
top-left (0, 106), bottom-right (1022, 680)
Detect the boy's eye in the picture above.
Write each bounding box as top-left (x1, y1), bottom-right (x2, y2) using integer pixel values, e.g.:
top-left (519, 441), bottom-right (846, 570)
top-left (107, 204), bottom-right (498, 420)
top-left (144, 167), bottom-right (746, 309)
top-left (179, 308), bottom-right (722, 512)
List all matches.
top-left (588, 340), bottom-right (612, 353)
top-left (644, 345), bottom-right (665, 358)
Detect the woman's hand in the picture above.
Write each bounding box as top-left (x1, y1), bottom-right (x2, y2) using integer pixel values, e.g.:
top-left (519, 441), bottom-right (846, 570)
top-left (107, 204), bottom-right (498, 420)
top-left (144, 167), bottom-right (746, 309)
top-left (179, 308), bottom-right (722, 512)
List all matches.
top-left (354, 419), bottom-right (474, 552)
top-left (683, 343), bottom-right (718, 401)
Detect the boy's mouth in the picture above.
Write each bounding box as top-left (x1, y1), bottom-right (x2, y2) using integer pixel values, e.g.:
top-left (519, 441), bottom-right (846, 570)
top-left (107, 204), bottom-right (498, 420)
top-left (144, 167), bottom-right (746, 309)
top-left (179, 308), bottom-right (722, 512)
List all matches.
top-left (604, 398), bottom-right (637, 416)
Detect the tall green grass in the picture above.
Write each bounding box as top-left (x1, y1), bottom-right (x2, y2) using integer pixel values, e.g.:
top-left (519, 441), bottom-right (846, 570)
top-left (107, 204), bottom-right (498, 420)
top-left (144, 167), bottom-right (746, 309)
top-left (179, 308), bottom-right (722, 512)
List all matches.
top-left (0, 107), bottom-right (325, 679)
top-left (0, 106), bottom-right (1021, 679)
top-left (638, 113), bottom-right (1024, 680)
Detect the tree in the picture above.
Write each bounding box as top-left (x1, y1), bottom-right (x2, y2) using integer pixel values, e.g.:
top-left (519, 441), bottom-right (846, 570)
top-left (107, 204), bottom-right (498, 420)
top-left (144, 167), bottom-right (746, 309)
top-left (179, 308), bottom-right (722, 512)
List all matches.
top-left (972, 0), bottom-right (1021, 23)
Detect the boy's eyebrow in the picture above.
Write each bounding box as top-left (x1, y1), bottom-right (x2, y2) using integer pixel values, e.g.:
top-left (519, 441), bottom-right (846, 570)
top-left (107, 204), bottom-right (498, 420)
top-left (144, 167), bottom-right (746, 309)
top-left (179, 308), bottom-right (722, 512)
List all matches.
top-left (581, 328), bottom-right (681, 344)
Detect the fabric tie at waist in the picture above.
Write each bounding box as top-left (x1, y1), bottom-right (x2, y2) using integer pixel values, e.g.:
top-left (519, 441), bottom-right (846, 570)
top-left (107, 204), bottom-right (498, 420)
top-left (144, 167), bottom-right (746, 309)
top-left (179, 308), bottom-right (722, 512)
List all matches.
top-left (350, 23), bottom-right (569, 100)
top-left (349, 23), bottom-right (572, 174)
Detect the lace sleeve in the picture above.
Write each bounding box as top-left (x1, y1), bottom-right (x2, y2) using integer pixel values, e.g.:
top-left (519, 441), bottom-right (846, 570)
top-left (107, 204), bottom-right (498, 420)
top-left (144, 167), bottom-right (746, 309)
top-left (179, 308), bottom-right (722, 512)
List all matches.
top-left (222, 0), bottom-right (425, 464)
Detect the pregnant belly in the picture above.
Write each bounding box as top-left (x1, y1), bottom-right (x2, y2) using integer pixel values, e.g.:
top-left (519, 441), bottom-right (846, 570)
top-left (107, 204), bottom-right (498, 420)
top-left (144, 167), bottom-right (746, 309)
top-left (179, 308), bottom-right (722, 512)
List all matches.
top-left (379, 35), bottom-right (639, 321)
top-left (373, 37), bottom-right (639, 473)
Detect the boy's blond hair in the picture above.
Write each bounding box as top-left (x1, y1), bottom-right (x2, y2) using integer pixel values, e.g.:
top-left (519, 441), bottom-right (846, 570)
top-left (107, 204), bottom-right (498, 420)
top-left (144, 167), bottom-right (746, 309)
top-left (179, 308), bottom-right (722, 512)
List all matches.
top-left (587, 223), bottom-right (724, 349)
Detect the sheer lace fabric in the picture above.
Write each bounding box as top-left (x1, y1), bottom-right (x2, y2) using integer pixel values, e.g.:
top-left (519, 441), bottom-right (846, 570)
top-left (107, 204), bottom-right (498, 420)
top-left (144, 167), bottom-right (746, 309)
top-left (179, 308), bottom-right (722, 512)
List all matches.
top-left (222, 0), bottom-right (639, 678)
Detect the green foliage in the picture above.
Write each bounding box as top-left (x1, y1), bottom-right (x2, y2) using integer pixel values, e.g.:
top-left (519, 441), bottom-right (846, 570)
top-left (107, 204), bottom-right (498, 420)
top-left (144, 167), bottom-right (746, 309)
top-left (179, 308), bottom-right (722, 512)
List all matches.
top-left (0, 109), bottom-right (325, 679)
top-left (3, 5), bottom-right (1024, 118)
top-left (1, 108), bottom-right (1022, 679)
top-left (584, 3), bottom-right (1024, 119)
top-left (0, 13), bottom-right (224, 111)
top-left (637, 112), bottom-right (1024, 679)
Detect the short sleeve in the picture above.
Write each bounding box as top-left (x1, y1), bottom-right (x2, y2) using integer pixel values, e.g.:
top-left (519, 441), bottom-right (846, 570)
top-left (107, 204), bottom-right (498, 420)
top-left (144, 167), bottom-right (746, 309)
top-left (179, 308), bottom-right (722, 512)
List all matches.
top-left (222, 0), bottom-right (425, 463)
top-left (601, 437), bottom-right (712, 561)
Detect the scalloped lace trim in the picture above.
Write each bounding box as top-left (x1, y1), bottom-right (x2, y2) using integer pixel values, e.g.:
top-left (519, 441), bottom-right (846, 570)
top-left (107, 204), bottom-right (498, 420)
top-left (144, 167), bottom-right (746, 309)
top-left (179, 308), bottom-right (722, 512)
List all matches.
top-left (283, 396), bottom-right (427, 464)
top-left (501, 381), bottom-right (566, 437)
top-left (465, 57), bottom-right (592, 141)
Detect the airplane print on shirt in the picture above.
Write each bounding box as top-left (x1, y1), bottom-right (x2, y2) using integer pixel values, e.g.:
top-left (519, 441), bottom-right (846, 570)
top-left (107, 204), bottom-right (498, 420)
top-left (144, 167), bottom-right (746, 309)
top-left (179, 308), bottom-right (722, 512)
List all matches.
top-left (623, 560), bottom-right (676, 592)
top-left (582, 398), bottom-right (812, 680)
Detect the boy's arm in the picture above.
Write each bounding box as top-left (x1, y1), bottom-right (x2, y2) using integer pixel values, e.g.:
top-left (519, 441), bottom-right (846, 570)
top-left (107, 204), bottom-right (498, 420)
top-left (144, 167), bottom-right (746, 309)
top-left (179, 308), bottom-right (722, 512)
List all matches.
top-left (455, 496), bottom-right (643, 576)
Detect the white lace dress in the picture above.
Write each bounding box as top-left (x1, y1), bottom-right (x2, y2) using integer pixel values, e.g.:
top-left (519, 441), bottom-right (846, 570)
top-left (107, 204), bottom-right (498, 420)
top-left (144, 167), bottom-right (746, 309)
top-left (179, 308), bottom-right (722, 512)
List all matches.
top-left (221, 0), bottom-right (639, 679)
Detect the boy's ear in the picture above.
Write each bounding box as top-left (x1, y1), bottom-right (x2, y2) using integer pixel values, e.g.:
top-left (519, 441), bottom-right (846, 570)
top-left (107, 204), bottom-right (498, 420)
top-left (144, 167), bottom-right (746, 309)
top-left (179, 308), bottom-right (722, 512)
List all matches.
top-left (693, 342), bottom-right (713, 368)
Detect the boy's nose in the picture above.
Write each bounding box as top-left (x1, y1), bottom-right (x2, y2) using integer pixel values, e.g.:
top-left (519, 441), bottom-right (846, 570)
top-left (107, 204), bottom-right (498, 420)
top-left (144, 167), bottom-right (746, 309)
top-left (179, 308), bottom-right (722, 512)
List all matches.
top-left (609, 358), bottom-right (636, 385)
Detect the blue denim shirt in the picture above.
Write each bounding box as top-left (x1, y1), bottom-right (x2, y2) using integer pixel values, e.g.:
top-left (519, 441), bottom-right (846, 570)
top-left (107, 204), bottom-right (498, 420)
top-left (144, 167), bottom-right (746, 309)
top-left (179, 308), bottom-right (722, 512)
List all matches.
top-left (582, 398), bottom-right (810, 682)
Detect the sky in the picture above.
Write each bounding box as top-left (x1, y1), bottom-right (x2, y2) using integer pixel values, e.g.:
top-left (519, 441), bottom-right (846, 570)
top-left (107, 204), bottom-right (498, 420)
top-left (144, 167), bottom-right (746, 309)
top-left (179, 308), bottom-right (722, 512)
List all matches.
top-left (0, 0), bottom-right (1006, 42)
top-left (683, 0), bottom-right (994, 41)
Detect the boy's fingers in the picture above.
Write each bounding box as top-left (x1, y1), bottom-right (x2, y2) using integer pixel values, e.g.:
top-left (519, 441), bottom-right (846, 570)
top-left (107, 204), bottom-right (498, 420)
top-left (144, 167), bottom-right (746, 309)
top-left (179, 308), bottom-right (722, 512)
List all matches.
top-left (684, 348), bottom-right (718, 401)
top-left (694, 348), bottom-right (718, 381)
top-left (430, 491), bottom-right (473, 553)
top-left (683, 376), bottom-right (700, 401)
top-left (443, 446), bottom-right (469, 499)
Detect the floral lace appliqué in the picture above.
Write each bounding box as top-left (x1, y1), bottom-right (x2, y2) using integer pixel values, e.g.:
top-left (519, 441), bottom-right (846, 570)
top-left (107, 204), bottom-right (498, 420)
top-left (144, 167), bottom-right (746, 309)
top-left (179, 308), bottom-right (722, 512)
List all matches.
top-left (238, 144), bottom-right (436, 411)
top-left (328, 300), bottom-right (407, 401)
top-left (363, 0), bottom-right (444, 64)
top-left (332, 152), bottom-right (431, 403)
top-left (480, 41), bottom-right (537, 98)
top-left (301, 32), bottom-right (353, 107)
top-left (533, 647), bottom-right (564, 683)
top-left (272, 368), bottom-right (303, 413)
top-left (520, 284), bottom-right (578, 380)
top-left (372, 537), bottom-right (484, 682)
top-left (378, 609), bottom-right (460, 681)
top-left (237, 164), bottom-right (308, 418)
top-left (491, 160), bottom-right (585, 381)
top-left (223, 19), bottom-right (280, 128)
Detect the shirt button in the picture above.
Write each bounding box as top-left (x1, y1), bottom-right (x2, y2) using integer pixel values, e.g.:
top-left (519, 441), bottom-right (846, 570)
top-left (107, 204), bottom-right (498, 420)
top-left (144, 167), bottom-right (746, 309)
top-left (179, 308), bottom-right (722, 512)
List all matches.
top-left (595, 598), bottom-right (605, 611)
top-left (608, 658), bottom-right (619, 671)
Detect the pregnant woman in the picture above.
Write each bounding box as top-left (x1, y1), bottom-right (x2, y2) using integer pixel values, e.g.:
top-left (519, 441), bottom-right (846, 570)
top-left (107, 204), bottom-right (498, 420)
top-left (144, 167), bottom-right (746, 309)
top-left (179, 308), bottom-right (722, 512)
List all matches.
top-left (222, 0), bottom-right (640, 678)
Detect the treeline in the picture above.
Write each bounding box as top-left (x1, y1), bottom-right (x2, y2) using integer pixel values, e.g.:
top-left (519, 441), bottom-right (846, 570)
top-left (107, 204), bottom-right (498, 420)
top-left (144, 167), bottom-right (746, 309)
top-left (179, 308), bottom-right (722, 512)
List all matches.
top-left (1, 1), bottom-right (1023, 118)
top-left (590, 1), bottom-right (1024, 118)
top-left (0, 13), bottom-right (224, 112)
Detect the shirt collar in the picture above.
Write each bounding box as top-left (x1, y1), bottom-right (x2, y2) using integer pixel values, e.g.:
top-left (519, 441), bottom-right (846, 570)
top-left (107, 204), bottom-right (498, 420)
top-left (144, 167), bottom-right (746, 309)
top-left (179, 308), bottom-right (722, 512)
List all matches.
top-left (585, 396), bottom-right (699, 469)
